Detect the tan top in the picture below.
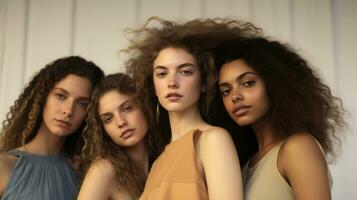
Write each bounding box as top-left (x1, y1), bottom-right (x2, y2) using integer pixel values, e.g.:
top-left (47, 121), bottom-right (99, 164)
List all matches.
top-left (139, 129), bottom-right (208, 200)
top-left (242, 138), bottom-right (331, 200)
top-left (242, 142), bottom-right (294, 200)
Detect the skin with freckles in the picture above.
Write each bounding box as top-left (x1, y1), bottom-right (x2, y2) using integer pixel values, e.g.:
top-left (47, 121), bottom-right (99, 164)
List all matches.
top-left (0, 56), bottom-right (104, 198)
top-left (78, 73), bottom-right (157, 200)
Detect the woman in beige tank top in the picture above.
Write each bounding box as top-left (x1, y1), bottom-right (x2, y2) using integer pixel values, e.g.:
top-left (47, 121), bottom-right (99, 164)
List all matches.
top-left (124, 17), bottom-right (260, 200)
top-left (215, 37), bottom-right (346, 200)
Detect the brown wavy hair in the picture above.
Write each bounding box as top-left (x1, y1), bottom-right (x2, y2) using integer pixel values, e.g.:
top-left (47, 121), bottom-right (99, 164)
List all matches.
top-left (215, 37), bottom-right (346, 159)
top-left (124, 17), bottom-right (261, 143)
top-left (81, 73), bottom-right (163, 199)
top-left (0, 56), bottom-right (104, 159)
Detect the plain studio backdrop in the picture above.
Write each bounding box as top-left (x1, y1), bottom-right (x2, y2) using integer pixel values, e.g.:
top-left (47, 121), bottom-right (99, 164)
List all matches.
top-left (0, 0), bottom-right (356, 199)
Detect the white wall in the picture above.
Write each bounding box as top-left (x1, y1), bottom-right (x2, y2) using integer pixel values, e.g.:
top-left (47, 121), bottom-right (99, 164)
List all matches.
top-left (0, 0), bottom-right (356, 199)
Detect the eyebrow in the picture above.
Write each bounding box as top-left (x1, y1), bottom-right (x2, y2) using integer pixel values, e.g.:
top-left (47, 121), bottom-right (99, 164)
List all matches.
top-left (99, 99), bottom-right (132, 118)
top-left (154, 63), bottom-right (197, 70)
top-left (219, 71), bottom-right (258, 87)
top-left (53, 87), bottom-right (90, 101)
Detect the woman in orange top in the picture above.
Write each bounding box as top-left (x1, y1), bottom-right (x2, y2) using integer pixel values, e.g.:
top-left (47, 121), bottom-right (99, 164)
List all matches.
top-left (125, 17), bottom-right (259, 200)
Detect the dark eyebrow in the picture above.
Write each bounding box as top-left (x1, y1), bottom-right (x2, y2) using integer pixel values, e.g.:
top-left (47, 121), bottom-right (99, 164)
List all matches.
top-left (99, 99), bottom-right (132, 118)
top-left (53, 87), bottom-right (90, 101)
top-left (219, 71), bottom-right (258, 87)
top-left (119, 99), bottom-right (133, 109)
top-left (154, 63), bottom-right (197, 70)
top-left (53, 87), bottom-right (69, 95)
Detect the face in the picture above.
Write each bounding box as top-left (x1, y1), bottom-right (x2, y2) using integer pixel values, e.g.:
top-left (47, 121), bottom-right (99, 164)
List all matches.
top-left (98, 90), bottom-right (148, 148)
top-left (218, 59), bottom-right (270, 126)
top-left (41, 74), bottom-right (92, 137)
top-left (153, 47), bottom-right (203, 113)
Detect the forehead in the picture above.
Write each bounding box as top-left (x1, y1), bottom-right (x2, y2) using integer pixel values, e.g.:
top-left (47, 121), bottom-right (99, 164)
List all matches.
top-left (153, 47), bottom-right (197, 68)
top-left (53, 74), bottom-right (92, 98)
top-left (99, 90), bottom-right (132, 112)
top-left (100, 90), bottom-right (131, 104)
top-left (219, 59), bottom-right (256, 83)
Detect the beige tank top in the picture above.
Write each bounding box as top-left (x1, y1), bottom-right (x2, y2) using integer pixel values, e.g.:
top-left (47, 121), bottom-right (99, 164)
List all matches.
top-left (139, 129), bottom-right (208, 200)
top-left (242, 142), bottom-right (294, 200)
top-left (242, 138), bottom-right (331, 200)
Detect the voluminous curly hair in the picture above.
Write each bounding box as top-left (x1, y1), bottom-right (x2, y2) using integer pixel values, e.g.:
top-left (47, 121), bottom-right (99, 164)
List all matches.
top-left (215, 37), bottom-right (346, 158)
top-left (124, 17), bottom-right (261, 143)
top-left (81, 73), bottom-right (163, 199)
top-left (0, 56), bottom-right (104, 159)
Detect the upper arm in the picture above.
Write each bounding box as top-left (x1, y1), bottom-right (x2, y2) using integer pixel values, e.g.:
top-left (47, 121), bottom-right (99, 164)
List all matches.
top-left (199, 128), bottom-right (243, 200)
top-left (280, 134), bottom-right (331, 200)
top-left (0, 153), bottom-right (17, 197)
top-left (77, 159), bottom-right (116, 200)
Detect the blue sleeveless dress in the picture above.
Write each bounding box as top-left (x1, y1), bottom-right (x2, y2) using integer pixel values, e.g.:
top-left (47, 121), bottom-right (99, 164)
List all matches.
top-left (1, 149), bottom-right (79, 200)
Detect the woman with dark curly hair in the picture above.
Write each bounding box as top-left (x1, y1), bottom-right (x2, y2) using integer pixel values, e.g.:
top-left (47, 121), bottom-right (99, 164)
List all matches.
top-left (125, 17), bottom-right (260, 200)
top-left (0, 56), bottom-right (104, 200)
top-left (78, 73), bottom-right (163, 200)
top-left (216, 37), bottom-right (345, 200)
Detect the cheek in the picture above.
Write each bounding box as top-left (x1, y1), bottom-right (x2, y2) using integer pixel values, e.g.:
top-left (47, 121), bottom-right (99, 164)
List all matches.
top-left (223, 97), bottom-right (233, 111)
top-left (251, 89), bottom-right (270, 113)
top-left (153, 79), bottom-right (164, 96)
top-left (133, 111), bottom-right (148, 133)
top-left (104, 124), bottom-right (116, 136)
top-left (185, 76), bottom-right (202, 96)
top-left (74, 109), bottom-right (87, 124)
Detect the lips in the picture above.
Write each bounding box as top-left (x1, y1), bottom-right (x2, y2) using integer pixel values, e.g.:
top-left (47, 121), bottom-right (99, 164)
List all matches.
top-left (232, 105), bottom-right (251, 116)
top-left (54, 119), bottom-right (72, 127)
top-left (120, 128), bottom-right (135, 139)
top-left (165, 92), bottom-right (183, 102)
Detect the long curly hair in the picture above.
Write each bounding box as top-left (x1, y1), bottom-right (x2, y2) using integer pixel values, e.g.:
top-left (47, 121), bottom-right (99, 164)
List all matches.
top-left (81, 73), bottom-right (163, 199)
top-left (0, 56), bottom-right (104, 159)
top-left (124, 17), bottom-right (261, 143)
top-left (215, 37), bottom-right (346, 159)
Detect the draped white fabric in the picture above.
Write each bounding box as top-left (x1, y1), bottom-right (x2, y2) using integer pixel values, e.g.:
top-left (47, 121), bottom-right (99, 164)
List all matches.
top-left (0, 0), bottom-right (356, 199)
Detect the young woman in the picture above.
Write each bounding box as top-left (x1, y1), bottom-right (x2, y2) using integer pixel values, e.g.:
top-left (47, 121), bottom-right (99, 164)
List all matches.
top-left (215, 38), bottom-right (345, 200)
top-left (125, 17), bottom-right (258, 200)
top-left (78, 73), bottom-right (163, 200)
top-left (0, 56), bottom-right (104, 200)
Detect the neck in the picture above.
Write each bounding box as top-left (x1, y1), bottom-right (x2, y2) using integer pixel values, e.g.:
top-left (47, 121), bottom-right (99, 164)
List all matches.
top-left (125, 140), bottom-right (149, 175)
top-left (24, 123), bottom-right (66, 155)
top-left (251, 116), bottom-right (276, 150)
top-left (168, 106), bottom-right (206, 141)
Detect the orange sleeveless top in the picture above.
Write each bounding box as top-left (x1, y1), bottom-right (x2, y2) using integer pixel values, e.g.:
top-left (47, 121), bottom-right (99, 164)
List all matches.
top-left (139, 129), bottom-right (208, 200)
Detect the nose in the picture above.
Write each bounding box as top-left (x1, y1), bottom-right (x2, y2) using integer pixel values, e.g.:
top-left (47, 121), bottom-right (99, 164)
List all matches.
top-left (62, 101), bottom-right (74, 118)
top-left (231, 88), bottom-right (243, 104)
top-left (168, 74), bottom-right (179, 89)
top-left (116, 114), bottom-right (127, 129)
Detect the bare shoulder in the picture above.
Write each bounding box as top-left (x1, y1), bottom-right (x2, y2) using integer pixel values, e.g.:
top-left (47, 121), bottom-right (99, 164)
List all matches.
top-left (78, 158), bottom-right (119, 200)
top-left (200, 126), bottom-right (232, 141)
top-left (282, 133), bottom-right (324, 156)
top-left (0, 153), bottom-right (18, 176)
top-left (0, 153), bottom-right (18, 196)
top-left (87, 158), bottom-right (117, 179)
top-left (279, 133), bottom-right (327, 174)
top-left (278, 135), bottom-right (331, 199)
top-left (198, 126), bottom-right (236, 152)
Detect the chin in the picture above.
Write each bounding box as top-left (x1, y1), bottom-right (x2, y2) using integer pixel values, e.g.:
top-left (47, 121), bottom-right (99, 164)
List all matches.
top-left (51, 128), bottom-right (74, 137)
top-left (231, 117), bottom-right (255, 127)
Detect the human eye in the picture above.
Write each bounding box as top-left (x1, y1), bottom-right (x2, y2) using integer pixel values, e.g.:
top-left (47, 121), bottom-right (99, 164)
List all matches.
top-left (179, 70), bottom-right (193, 76)
top-left (77, 100), bottom-right (89, 109)
top-left (220, 87), bottom-right (231, 97)
top-left (155, 70), bottom-right (168, 78)
top-left (55, 93), bottom-right (66, 100)
top-left (122, 103), bottom-right (133, 113)
top-left (102, 115), bottom-right (112, 124)
top-left (242, 80), bottom-right (256, 88)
